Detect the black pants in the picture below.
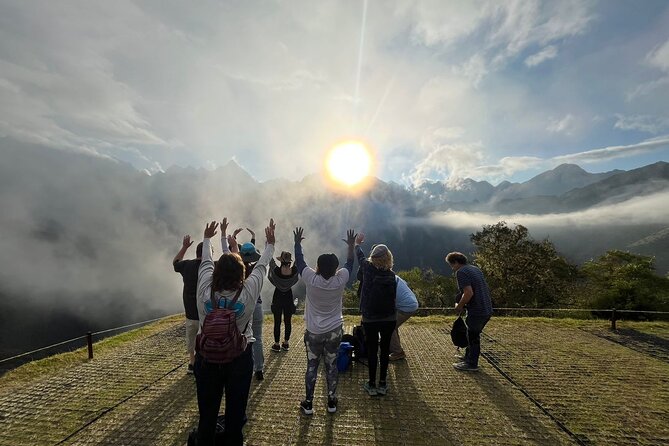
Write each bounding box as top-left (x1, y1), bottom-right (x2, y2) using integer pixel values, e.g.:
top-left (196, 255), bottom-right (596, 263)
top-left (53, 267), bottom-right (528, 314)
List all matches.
top-left (272, 303), bottom-right (293, 343)
top-left (362, 320), bottom-right (396, 385)
top-left (194, 345), bottom-right (253, 446)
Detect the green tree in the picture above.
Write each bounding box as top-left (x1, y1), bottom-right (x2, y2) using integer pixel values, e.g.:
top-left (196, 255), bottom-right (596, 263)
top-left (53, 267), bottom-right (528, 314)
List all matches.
top-left (470, 222), bottom-right (577, 308)
top-left (397, 267), bottom-right (458, 307)
top-left (582, 250), bottom-right (669, 312)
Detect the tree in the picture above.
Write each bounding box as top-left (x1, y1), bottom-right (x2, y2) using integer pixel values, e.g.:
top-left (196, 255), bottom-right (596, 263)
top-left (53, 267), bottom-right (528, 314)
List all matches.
top-left (582, 250), bottom-right (669, 312)
top-left (397, 268), bottom-right (458, 307)
top-left (470, 222), bottom-right (577, 308)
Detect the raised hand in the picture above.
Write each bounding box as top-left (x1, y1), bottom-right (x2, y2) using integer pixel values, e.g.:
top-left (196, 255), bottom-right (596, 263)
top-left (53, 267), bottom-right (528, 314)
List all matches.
top-left (220, 218), bottom-right (229, 236)
top-left (265, 218), bottom-right (276, 245)
top-left (293, 227), bottom-right (305, 244)
top-left (233, 228), bottom-right (244, 238)
top-left (342, 229), bottom-right (357, 247)
top-left (227, 234), bottom-right (239, 253)
top-left (246, 227), bottom-right (255, 238)
top-left (182, 235), bottom-right (193, 249)
top-left (355, 232), bottom-right (365, 245)
top-left (204, 221), bottom-right (219, 239)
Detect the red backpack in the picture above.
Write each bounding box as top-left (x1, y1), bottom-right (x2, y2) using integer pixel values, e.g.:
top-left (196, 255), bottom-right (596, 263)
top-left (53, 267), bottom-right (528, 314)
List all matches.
top-left (196, 287), bottom-right (248, 364)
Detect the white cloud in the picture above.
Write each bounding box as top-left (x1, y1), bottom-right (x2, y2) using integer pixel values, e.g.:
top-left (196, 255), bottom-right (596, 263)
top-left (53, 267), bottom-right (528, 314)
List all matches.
top-left (647, 39), bottom-right (669, 72)
top-left (411, 190), bottom-right (669, 230)
top-left (614, 114), bottom-right (669, 134)
top-left (552, 136), bottom-right (669, 164)
top-left (525, 45), bottom-right (558, 67)
top-left (547, 114), bottom-right (575, 134)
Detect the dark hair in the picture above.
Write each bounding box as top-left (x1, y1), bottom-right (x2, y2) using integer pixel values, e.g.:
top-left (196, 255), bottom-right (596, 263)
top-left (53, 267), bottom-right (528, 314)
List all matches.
top-left (196, 242), bottom-right (204, 258)
top-left (446, 252), bottom-right (468, 265)
top-left (212, 253), bottom-right (246, 292)
top-left (316, 253), bottom-right (339, 280)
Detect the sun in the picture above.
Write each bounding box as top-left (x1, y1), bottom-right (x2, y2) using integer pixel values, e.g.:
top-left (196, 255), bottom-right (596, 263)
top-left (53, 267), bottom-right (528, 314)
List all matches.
top-left (325, 140), bottom-right (373, 187)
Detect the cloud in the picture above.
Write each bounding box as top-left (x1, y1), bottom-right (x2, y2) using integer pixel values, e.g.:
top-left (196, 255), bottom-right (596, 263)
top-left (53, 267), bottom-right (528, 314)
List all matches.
top-left (552, 136), bottom-right (669, 164)
top-left (408, 141), bottom-right (486, 187)
top-left (408, 135), bottom-right (669, 185)
top-left (646, 38), bottom-right (669, 72)
top-left (614, 114), bottom-right (669, 134)
top-left (411, 190), bottom-right (669, 230)
top-left (547, 114), bottom-right (575, 134)
top-left (525, 45), bottom-right (558, 67)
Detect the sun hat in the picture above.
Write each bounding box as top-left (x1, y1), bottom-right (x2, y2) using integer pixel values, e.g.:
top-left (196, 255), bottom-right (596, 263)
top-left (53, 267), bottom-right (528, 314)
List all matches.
top-left (239, 242), bottom-right (261, 263)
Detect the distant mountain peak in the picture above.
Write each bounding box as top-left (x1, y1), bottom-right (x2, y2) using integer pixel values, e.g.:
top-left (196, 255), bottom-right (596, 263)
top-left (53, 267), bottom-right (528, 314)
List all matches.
top-left (552, 163), bottom-right (587, 174)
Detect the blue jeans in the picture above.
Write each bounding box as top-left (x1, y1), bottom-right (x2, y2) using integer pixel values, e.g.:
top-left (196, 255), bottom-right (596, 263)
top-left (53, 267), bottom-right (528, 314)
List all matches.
top-left (194, 345), bottom-right (253, 446)
top-left (464, 314), bottom-right (491, 367)
top-left (252, 303), bottom-right (264, 372)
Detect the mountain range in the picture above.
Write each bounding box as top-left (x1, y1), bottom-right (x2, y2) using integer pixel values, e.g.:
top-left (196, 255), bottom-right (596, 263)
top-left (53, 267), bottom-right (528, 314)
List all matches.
top-left (0, 137), bottom-right (668, 358)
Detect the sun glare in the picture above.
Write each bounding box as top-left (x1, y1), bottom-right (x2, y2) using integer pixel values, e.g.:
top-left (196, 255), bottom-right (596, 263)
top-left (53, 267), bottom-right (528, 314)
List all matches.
top-left (325, 141), bottom-right (373, 188)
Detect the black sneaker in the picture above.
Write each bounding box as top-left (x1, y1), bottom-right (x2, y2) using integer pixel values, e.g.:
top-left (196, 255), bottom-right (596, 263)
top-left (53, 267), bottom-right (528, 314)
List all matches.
top-left (327, 396), bottom-right (337, 413)
top-left (187, 364), bottom-right (194, 375)
top-left (281, 342), bottom-right (290, 351)
top-left (254, 370), bottom-right (264, 381)
top-left (271, 343), bottom-right (281, 352)
top-left (300, 399), bottom-right (314, 415)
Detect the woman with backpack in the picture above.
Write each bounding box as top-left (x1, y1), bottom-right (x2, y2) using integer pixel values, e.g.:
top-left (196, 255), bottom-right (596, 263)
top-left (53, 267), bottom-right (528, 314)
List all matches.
top-left (194, 218), bottom-right (275, 446)
top-left (355, 233), bottom-right (397, 396)
top-left (268, 251), bottom-right (299, 353)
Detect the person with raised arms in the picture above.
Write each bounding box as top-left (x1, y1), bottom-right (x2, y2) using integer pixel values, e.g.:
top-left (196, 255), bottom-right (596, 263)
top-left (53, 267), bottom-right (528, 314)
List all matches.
top-left (294, 227), bottom-right (356, 415)
top-left (193, 218), bottom-right (275, 446)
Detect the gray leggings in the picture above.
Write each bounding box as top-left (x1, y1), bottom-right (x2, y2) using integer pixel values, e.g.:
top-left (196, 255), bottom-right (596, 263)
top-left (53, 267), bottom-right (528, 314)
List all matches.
top-left (303, 326), bottom-right (343, 400)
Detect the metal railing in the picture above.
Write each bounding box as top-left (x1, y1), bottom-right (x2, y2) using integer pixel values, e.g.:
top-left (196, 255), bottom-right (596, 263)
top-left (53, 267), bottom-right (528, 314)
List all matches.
top-left (0, 314), bottom-right (177, 368)
top-left (3, 307), bottom-right (668, 369)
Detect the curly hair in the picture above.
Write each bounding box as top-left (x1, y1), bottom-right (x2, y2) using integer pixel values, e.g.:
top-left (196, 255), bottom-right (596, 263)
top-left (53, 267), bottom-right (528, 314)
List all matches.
top-left (370, 250), bottom-right (394, 271)
top-left (212, 253), bottom-right (246, 292)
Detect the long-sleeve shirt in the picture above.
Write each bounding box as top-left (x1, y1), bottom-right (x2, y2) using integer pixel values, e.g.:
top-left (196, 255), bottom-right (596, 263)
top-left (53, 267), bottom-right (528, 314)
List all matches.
top-left (268, 259), bottom-right (299, 291)
top-left (196, 237), bottom-right (275, 341)
top-left (395, 275), bottom-right (419, 313)
top-left (295, 242), bottom-right (353, 334)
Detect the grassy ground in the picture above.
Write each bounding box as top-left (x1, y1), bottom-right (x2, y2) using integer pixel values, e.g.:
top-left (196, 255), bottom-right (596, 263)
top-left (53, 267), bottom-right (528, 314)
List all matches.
top-left (0, 315), bottom-right (667, 445)
top-left (0, 315), bottom-right (182, 391)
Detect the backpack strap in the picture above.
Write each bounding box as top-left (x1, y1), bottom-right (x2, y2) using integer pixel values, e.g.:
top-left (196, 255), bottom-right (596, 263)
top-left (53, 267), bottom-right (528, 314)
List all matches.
top-left (209, 286), bottom-right (243, 310)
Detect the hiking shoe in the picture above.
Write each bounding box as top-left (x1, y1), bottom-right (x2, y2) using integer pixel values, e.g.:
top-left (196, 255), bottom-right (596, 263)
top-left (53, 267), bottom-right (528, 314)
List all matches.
top-left (453, 361), bottom-right (479, 372)
top-left (327, 396), bottom-right (338, 413)
top-left (254, 370), bottom-right (264, 381)
top-left (389, 351), bottom-right (406, 361)
top-left (300, 399), bottom-right (314, 415)
top-left (363, 382), bottom-right (378, 396)
top-left (376, 383), bottom-right (388, 395)
top-left (271, 343), bottom-right (281, 352)
top-left (187, 364), bottom-right (194, 375)
top-left (281, 342), bottom-right (290, 351)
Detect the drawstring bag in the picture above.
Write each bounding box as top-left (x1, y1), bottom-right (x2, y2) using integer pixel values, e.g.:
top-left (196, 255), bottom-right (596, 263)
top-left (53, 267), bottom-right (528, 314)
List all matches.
top-left (450, 316), bottom-right (468, 348)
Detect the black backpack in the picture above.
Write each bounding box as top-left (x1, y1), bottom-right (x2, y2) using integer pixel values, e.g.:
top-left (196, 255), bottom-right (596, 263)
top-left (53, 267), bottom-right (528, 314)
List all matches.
top-left (350, 326), bottom-right (368, 365)
top-left (367, 270), bottom-right (397, 318)
top-left (450, 316), bottom-right (469, 348)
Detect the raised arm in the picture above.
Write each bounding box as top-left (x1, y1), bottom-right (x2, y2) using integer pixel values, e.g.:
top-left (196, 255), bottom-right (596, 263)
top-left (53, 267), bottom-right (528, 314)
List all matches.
top-left (293, 227), bottom-right (308, 275)
top-left (247, 228), bottom-right (256, 246)
top-left (341, 229), bottom-right (357, 275)
top-left (354, 232), bottom-right (368, 267)
top-left (245, 219), bottom-right (276, 296)
top-left (220, 218), bottom-right (230, 254)
top-left (173, 235), bottom-right (193, 266)
top-left (197, 221), bottom-right (218, 305)
top-left (268, 258), bottom-right (278, 285)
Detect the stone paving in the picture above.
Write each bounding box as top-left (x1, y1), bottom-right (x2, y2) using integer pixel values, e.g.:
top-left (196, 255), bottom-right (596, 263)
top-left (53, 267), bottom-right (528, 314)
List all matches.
top-left (0, 317), bottom-right (667, 445)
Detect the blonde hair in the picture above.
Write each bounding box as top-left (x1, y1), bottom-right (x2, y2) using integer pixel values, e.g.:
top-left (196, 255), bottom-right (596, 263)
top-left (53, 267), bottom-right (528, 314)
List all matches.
top-left (370, 250), bottom-right (394, 271)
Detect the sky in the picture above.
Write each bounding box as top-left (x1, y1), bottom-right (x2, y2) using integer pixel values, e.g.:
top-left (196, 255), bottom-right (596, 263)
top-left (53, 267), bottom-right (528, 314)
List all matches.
top-left (1, 0), bottom-right (668, 186)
